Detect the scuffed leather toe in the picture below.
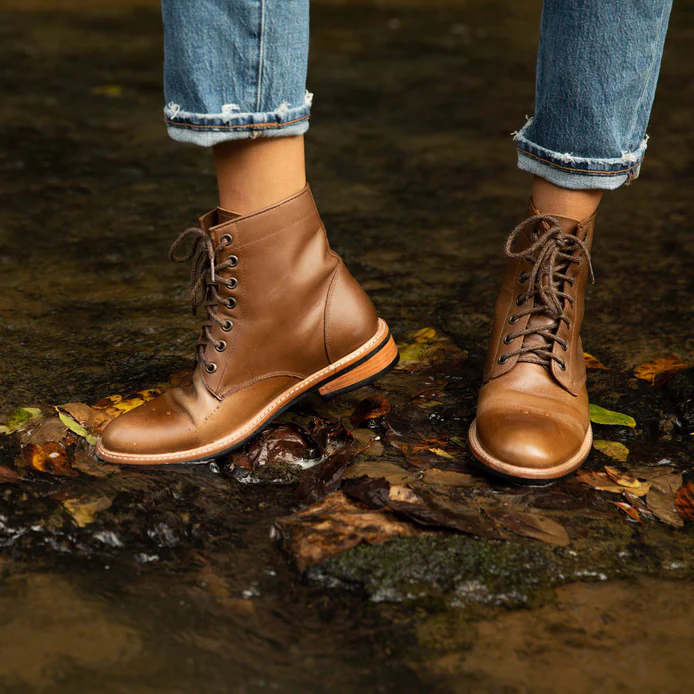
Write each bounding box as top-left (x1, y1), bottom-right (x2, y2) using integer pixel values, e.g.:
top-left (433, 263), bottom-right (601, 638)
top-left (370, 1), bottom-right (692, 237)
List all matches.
top-left (99, 391), bottom-right (199, 458)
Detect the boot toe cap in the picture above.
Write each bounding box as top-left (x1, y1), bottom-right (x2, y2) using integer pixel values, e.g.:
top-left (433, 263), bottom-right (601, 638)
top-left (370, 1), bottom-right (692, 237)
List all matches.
top-left (475, 410), bottom-right (586, 472)
top-left (99, 394), bottom-right (199, 460)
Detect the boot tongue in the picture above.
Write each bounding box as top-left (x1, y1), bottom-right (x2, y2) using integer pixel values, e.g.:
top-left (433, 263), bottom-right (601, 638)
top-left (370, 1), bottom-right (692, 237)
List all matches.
top-left (198, 207), bottom-right (242, 242)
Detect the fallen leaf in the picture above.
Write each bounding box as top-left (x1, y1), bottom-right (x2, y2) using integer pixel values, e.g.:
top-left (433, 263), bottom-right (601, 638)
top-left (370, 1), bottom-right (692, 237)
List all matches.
top-left (1, 407), bottom-right (42, 434)
top-left (22, 442), bottom-right (76, 477)
top-left (604, 466), bottom-right (641, 489)
top-left (91, 84), bottom-right (123, 97)
top-left (589, 404), bottom-right (636, 428)
top-left (612, 501), bottom-right (642, 523)
top-left (56, 410), bottom-right (98, 446)
top-left (343, 460), bottom-right (417, 485)
top-left (592, 440), bottom-right (630, 462)
top-left (485, 507), bottom-right (570, 546)
top-left (342, 476), bottom-right (391, 508)
top-left (584, 353), bottom-right (608, 370)
top-left (675, 481), bottom-right (694, 522)
top-left (62, 496), bottom-right (113, 527)
top-left (395, 327), bottom-right (466, 371)
top-left (351, 430), bottom-right (385, 456)
top-left (646, 473), bottom-right (684, 527)
top-left (576, 471), bottom-right (628, 494)
top-left (350, 396), bottom-right (391, 428)
top-left (634, 354), bottom-right (689, 384)
top-left (421, 469), bottom-right (475, 486)
top-left (0, 466), bottom-right (20, 483)
top-left (273, 491), bottom-right (422, 570)
top-left (429, 447), bottom-right (455, 460)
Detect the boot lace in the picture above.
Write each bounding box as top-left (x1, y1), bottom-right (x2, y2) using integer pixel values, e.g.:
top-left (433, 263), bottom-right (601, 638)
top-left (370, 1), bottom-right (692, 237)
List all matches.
top-left (169, 226), bottom-right (238, 374)
top-left (499, 215), bottom-right (594, 370)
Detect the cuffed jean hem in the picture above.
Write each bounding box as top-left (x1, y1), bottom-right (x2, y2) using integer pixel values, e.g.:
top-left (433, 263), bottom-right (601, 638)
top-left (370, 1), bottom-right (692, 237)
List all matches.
top-left (164, 91), bottom-right (312, 147)
top-left (514, 119), bottom-right (648, 191)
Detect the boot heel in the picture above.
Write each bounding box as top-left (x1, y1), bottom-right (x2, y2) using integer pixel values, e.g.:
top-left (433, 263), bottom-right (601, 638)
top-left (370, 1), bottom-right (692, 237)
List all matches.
top-left (318, 334), bottom-right (399, 399)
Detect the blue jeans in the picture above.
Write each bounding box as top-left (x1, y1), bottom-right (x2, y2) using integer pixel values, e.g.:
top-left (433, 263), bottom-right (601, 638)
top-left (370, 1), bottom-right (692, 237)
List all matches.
top-left (162, 0), bottom-right (672, 191)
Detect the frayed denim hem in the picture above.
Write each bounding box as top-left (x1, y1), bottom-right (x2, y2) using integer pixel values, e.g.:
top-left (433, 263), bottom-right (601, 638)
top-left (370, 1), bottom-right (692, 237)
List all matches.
top-left (164, 91), bottom-right (312, 147)
top-left (513, 117), bottom-right (647, 191)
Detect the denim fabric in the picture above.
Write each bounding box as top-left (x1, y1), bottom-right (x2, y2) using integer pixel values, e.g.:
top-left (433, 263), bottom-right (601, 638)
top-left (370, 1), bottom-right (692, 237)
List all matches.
top-left (162, 0), bottom-right (311, 146)
top-left (516, 0), bottom-right (673, 190)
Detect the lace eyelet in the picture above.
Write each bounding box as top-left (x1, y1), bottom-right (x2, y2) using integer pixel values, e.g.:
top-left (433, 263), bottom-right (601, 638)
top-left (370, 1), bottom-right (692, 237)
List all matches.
top-left (503, 334), bottom-right (514, 344)
top-left (509, 314), bottom-right (519, 324)
top-left (519, 273), bottom-right (528, 284)
top-left (558, 360), bottom-right (567, 371)
top-left (205, 363), bottom-right (217, 374)
top-left (228, 255), bottom-right (239, 267)
top-left (225, 297), bottom-right (237, 310)
top-left (220, 234), bottom-right (233, 246)
top-left (561, 341), bottom-right (568, 351)
top-left (222, 320), bottom-right (233, 332)
top-left (515, 294), bottom-right (526, 306)
top-left (215, 340), bottom-right (227, 352)
top-left (498, 354), bottom-right (508, 365)
top-left (226, 278), bottom-right (238, 290)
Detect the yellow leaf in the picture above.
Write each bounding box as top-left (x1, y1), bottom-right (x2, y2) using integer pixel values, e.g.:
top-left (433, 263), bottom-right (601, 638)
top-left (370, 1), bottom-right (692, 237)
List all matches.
top-left (413, 327), bottom-right (437, 343)
top-left (584, 353), bottom-right (608, 370)
top-left (91, 84), bottom-right (123, 97)
top-left (62, 496), bottom-right (112, 527)
top-left (56, 410), bottom-right (98, 446)
top-left (634, 355), bottom-right (689, 384)
top-left (592, 440), bottom-right (629, 462)
top-left (429, 447), bottom-right (455, 459)
top-left (604, 465), bottom-right (642, 489)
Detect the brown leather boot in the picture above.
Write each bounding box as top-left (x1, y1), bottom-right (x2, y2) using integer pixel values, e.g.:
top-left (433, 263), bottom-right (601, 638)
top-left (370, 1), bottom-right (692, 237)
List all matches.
top-left (468, 200), bottom-right (596, 482)
top-left (97, 185), bottom-right (398, 465)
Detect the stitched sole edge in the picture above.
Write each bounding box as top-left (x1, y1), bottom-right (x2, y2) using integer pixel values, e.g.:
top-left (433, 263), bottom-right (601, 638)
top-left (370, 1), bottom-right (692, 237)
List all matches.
top-left (97, 319), bottom-right (396, 466)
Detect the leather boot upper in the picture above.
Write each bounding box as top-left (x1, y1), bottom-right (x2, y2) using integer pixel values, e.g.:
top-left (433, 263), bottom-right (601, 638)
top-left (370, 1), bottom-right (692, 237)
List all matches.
top-left (100, 185), bottom-right (379, 457)
top-left (475, 200), bottom-right (596, 471)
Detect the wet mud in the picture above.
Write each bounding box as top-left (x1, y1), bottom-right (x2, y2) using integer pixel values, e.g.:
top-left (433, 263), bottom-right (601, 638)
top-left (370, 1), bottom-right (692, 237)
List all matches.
top-left (1, 0), bottom-right (694, 692)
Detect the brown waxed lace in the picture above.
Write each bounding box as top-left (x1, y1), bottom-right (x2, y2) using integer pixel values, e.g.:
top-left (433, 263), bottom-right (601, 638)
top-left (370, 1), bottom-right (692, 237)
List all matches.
top-left (500, 214), bottom-right (594, 369)
top-left (169, 226), bottom-right (237, 373)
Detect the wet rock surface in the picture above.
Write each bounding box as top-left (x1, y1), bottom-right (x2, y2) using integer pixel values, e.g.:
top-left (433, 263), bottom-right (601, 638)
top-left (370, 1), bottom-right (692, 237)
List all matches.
top-left (1, 0), bottom-right (694, 692)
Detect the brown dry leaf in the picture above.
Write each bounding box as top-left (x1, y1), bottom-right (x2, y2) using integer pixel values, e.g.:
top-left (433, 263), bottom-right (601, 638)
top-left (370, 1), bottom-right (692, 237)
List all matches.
top-left (576, 471), bottom-right (628, 494)
top-left (350, 396), bottom-right (391, 428)
top-left (62, 495), bottom-right (113, 527)
top-left (484, 507), bottom-right (570, 547)
top-left (604, 466), bottom-right (642, 489)
top-left (592, 440), bottom-right (630, 462)
top-left (675, 481), bottom-right (694, 522)
top-left (421, 469), bottom-right (475, 487)
top-left (22, 442), bottom-right (76, 477)
top-left (343, 460), bottom-right (417, 485)
top-left (273, 491), bottom-right (422, 570)
top-left (646, 473), bottom-right (684, 527)
top-left (0, 466), bottom-right (20, 483)
top-left (612, 501), bottom-right (642, 523)
top-left (634, 354), bottom-right (689, 384)
top-left (584, 353), bottom-right (608, 370)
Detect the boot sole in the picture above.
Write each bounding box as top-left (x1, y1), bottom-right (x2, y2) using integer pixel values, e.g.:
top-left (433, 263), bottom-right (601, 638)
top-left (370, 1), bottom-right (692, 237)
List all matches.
top-left (97, 318), bottom-right (398, 466)
top-left (467, 418), bottom-right (593, 483)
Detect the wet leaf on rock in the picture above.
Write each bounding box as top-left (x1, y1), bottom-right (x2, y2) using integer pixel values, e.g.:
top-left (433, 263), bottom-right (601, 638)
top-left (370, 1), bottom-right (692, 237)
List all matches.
top-left (421, 469), bottom-right (475, 487)
top-left (646, 473), bottom-right (684, 527)
top-left (342, 460), bottom-right (417, 485)
top-left (342, 476), bottom-right (391, 508)
top-left (604, 466), bottom-right (641, 489)
top-left (22, 441), bottom-right (76, 477)
top-left (62, 495), bottom-right (113, 527)
top-left (56, 410), bottom-right (98, 445)
top-left (612, 501), bottom-right (642, 523)
top-left (395, 327), bottom-right (466, 372)
top-left (675, 481), bottom-right (694, 522)
top-left (484, 507), bottom-right (570, 546)
top-left (0, 407), bottom-right (43, 435)
top-left (577, 470), bottom-right (650, 497)
top-left (233, 423), bottom-right (321, 470)
top-left (584, 353), bottom-right (608, 370)
top-left (634, 354), bottom-right (689, 384)
top-left (273, 491), bottom-right (423, 570)
top-left (592, 440), bottom-right (630, 462)
top-left (589, 404), bottom-right (636, 428)
top-left (350, 396), bottom-right (391, 428)
top-left (310, 418), bottom-right (354, 456)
